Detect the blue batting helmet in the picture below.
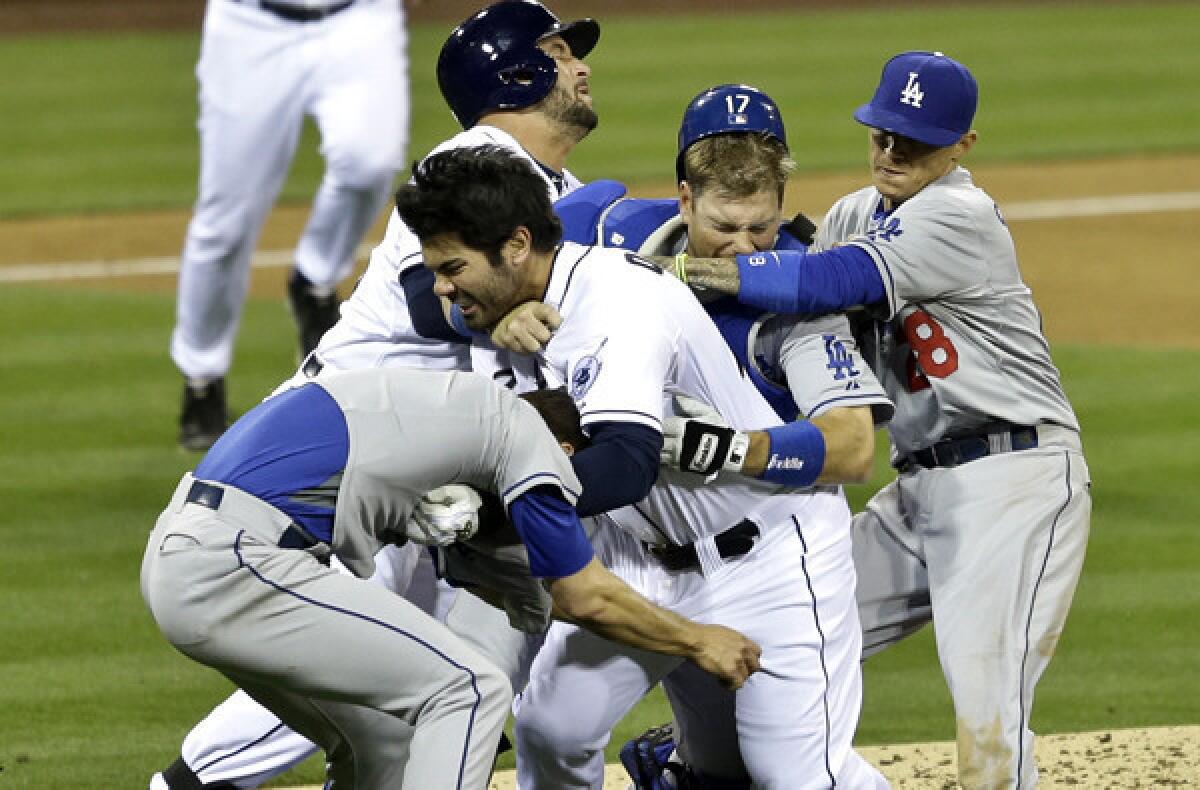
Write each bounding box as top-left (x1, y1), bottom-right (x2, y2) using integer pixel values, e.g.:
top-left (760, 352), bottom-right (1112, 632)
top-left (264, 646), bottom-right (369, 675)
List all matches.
top-left (438, 1), bottom-right (600, 129)
top-left (853, 51), bottom-right (977, 147)
top-left (676, 84), bottom-right (787, 182)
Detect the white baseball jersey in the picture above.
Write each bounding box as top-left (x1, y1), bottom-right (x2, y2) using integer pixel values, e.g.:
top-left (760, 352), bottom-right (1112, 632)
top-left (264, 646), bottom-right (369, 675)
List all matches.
top-left (815, 166), bottom-right (1079, 456)
top-left (317, 125), bottom-right (583, 372)
top-left (503, 241), bottom-right (848, 553)
top-left (511, 241), bottom-right (885, 787)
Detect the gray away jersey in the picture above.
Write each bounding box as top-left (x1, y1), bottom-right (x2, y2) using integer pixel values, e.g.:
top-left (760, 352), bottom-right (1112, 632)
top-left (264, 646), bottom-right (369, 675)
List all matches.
top-left (814, 166), bottom-right (1079, 456)
top-left (635, 214), bottom-right (893, 426)
top-left (317, 368), bottom-right (581, 577)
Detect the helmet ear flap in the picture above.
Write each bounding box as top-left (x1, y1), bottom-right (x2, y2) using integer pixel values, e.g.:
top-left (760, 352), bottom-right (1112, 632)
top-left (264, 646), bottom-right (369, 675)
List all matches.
top-left (494, 53), bottom-right (558, 103)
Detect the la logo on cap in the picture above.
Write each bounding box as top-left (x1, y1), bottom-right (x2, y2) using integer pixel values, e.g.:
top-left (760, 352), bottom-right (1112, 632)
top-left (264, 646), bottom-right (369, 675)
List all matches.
top-left (900, 72), bottom-right (924, 108)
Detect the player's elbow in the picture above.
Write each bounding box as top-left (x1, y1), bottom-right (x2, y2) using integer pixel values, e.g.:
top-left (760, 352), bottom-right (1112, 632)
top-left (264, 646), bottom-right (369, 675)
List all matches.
top-left (814, 407), bottom-right (877, 484)
top-left (547, 558), bottom-right (616, 624)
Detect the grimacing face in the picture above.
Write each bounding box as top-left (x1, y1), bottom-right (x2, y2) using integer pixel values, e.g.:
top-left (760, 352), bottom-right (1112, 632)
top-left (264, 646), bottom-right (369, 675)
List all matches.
top-left (536, 35), bottom-right (597, 134)
top-left (868, 128), bottom-right (974, 208)
top-left (679, 183), bottom-right (783, 259)
top-left (423, 232), bottom-right (533, 332)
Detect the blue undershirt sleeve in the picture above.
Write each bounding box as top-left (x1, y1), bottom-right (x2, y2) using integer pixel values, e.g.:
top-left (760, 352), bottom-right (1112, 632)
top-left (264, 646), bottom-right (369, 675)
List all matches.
top-left (508, 486), bottom-right (594, 578)
top-left (400, 266), bottom-right (469, 342)
top-left (735, 246), bottom-right (886, 315)
top-left (570, 421), bottom-right (661, 517)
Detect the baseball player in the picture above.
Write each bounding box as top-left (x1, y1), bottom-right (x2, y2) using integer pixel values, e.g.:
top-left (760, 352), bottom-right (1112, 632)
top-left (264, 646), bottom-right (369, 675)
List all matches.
top-left (516, 83), bottom-right (895, 788)
top-left (142, 366), bottom-right (760, 789)
top-left (667, 52), bottom-right (1093, 788)
top-left (172, 0), bottom-right (411, 451)
top-left (498, 83), bottom-right (894, 789)
top-left (397, 144), bottom-right (888, 789)
top-left (149, 4), bottom-right (603, 787)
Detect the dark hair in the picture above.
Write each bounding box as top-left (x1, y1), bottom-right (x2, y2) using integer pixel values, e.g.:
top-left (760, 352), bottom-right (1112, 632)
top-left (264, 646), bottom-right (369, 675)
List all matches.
top-left (519, 387), bottom-right (589, 452)
top-left (394, 145), bottom-right (563, 261)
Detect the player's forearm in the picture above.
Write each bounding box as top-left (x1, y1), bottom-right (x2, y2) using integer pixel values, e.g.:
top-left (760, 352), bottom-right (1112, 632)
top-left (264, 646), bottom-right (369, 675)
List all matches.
top-left (664, 247), bottom-right (887, 315)
top-left (741, 407), bottom-right (874, 484)
top-left (549, 558), bottom-right (705, 656)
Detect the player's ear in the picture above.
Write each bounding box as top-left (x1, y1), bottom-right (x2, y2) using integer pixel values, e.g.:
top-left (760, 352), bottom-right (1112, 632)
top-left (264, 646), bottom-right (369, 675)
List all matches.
top-left (678, 181), bottom-right (694, 223)
top-left (505, 226), bottom-right (533, 265)
top-left (952, 131), bottom-right (978, 162)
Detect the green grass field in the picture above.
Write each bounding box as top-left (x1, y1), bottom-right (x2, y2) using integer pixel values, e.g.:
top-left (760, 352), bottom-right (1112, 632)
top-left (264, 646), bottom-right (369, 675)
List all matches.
top-left (1, 2), bottom-right (1198, 787)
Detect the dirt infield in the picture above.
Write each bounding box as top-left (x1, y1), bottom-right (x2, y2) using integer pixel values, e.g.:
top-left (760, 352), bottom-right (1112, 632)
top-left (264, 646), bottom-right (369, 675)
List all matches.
top-left (275, 726), bottom-right (1198, 788)
top-left (4, 155), bottom-right (1199, 350)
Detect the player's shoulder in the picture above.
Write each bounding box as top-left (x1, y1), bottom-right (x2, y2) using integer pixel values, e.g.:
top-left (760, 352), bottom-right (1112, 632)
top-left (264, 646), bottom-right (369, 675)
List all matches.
top-left (427, 125), bottom-right (522, 159)
top-left (910, 167), bottom-right (997, 216)
top-left (599, 196), bottom-right (682, 254)
top-left (553, 241), bottom-right (675, 303)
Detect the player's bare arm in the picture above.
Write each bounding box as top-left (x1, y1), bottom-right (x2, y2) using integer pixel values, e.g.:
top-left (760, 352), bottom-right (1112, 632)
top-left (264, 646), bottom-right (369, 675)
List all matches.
top-left (549, 557), bottom-right (761, 689)
top-left (740, 407), bottom-right (875, 484)
top-left (646, 254), bottom-right (741, 295)
top-left (663, 396), bottom-right (876, 487)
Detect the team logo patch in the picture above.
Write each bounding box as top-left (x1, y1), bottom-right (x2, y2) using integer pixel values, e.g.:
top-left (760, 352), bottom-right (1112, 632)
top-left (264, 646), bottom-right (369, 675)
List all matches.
top-left (823, 334), bottom-right (862, 385)
top-left (569, 354), bottom-right (602, 398)
top-left (900, 71), bottom-right (925, 108)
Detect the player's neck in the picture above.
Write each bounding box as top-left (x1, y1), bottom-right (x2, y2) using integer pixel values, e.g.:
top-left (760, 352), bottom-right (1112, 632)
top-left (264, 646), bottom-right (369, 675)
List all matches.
top-left (481, 112), bottom-right (579, 174)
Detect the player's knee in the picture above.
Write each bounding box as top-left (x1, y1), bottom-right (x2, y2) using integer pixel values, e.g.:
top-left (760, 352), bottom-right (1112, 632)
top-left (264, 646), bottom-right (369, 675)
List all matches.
top-left (472, 661), bottom-right (513, 723)
top-left (513, 695), bottom-right (605, 757)
top-left (326, 144), bottom-right (398, 191)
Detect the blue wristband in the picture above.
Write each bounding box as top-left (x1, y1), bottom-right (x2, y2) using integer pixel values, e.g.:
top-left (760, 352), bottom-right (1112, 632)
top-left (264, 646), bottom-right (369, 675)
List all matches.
top-left (762, 420), bottom-right (826, 488)
top-left (737, 251), bottom-right (803, 313)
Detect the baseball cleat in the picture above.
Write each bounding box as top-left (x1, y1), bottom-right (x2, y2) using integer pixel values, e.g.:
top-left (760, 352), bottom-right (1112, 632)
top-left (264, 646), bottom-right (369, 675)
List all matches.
top-left (179, 378), bottom-right (228, 452)
top-left (286, 268), bottom-right (340, 361)
top-left (152, 756), bottom-right (239, 789)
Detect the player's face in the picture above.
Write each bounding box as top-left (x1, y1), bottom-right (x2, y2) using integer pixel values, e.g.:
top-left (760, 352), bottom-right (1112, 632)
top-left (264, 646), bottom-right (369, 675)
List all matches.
top-left (679, 184), bottom-right (782, 258)
top-left (424, 231), bottom-right (536, 332)
top-left (536, 36), bottom-right (597, 136)
top-left (868, 128), bottom-right (972, 207)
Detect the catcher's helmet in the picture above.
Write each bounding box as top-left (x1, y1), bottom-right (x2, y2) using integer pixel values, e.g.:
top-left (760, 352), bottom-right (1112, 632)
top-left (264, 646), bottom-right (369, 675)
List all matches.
top-left (676, 83), bottom-right (787, 182)
top-left (438, 1), bottom-right (600, 129)
top-left (853, 51), bottom-right (977, 147)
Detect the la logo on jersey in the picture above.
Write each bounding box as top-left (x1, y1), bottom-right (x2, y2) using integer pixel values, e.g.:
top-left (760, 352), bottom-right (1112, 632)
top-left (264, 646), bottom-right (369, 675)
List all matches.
top-left (900, 71), bottom-right (924, 108)
top-left (823, 335), bottom-right (861, 385)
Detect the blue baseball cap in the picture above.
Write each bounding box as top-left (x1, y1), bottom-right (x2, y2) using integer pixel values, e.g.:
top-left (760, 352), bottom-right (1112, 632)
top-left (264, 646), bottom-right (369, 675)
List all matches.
top-left (853, 51), bottom-right (977, 147)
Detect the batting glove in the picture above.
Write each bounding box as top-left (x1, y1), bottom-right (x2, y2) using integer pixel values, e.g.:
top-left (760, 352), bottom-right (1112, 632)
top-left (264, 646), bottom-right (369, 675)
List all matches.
top-left (661, 395), bottom-right (748, 477)
top-left (405, 484), bottom-right (484, 546)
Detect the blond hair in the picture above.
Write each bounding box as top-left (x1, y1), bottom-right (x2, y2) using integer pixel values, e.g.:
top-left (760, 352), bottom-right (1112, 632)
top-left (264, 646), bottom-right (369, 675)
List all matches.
top-left (681, 133), bottom-right (795, 201)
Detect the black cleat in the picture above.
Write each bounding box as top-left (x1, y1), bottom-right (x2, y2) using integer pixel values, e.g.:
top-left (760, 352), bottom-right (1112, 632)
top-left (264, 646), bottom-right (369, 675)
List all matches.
top-left (151, 755), bottom-right (239, 789)
top-left (179, 378), bottom-right (228, 452)
top-left (287, 268), bottom-right (340, 360)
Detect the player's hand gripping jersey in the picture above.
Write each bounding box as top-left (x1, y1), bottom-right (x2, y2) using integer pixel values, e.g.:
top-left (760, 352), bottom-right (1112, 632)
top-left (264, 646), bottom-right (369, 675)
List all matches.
top-left (553, 180), bottom-right (893, 430)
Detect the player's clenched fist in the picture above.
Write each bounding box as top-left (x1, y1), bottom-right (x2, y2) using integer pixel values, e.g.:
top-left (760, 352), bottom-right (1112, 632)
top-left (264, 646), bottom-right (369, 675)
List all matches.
top-left (491, 301), bottom-right (563, 353)
top-left (691, 624), bottom-right (762, 689)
